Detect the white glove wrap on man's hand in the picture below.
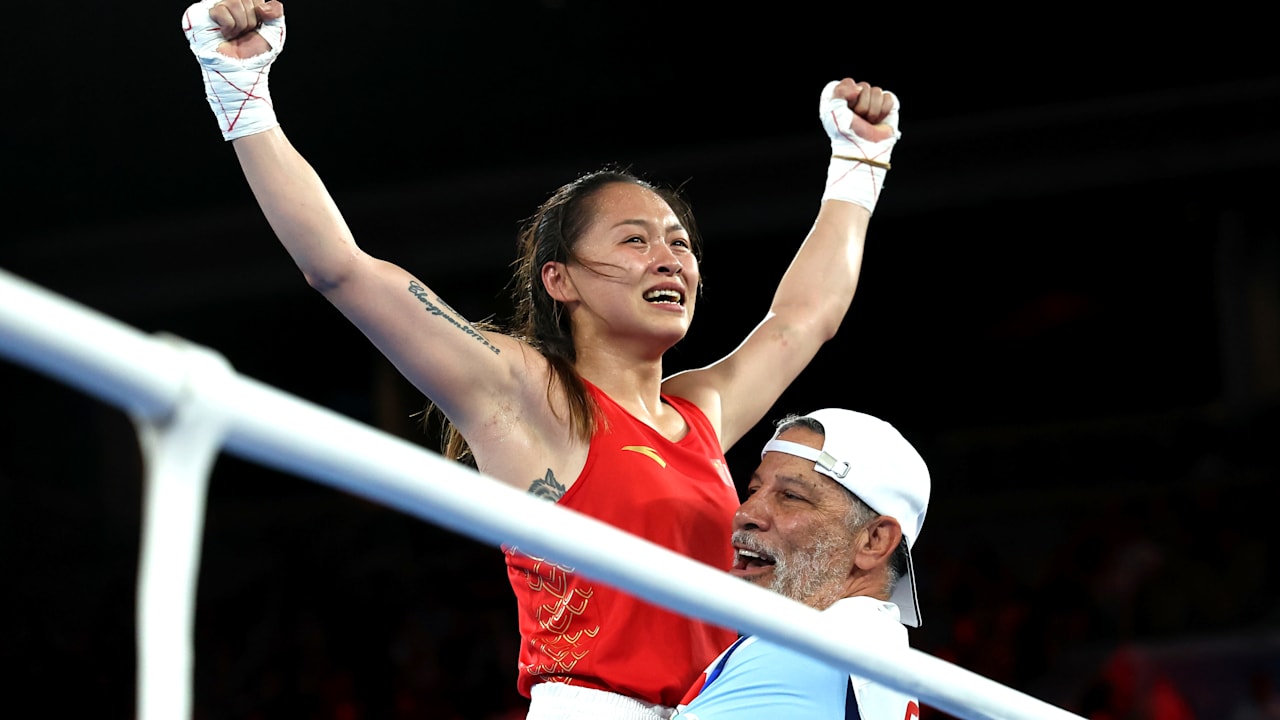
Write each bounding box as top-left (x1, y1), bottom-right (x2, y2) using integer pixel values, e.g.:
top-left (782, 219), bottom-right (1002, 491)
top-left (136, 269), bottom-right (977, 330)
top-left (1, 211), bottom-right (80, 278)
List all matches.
top-left (181, 1), bottom-right (286, 141)
top-left (819, 81), bottom-right (902, 214)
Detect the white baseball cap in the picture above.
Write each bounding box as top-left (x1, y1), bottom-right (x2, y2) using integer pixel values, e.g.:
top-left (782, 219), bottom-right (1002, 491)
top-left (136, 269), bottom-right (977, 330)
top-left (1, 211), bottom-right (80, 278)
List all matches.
top-left (761, 408), bottom-right (931, 627)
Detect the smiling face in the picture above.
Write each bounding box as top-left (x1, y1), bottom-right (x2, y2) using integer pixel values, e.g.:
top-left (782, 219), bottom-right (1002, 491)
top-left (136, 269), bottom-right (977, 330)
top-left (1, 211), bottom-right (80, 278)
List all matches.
top-left (732, 426), bottom-right (863, 610)
top-left (541, 182), bottom-right (700, 351)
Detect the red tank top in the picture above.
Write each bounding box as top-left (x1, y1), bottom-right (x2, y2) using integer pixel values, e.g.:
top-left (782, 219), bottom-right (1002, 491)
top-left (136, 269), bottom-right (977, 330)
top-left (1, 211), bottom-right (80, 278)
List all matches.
top-left (505, 380), bottom-right (740, 706)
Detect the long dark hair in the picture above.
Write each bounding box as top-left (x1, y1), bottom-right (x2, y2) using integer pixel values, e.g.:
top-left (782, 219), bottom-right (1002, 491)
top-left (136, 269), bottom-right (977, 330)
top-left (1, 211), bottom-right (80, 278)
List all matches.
top-left (432, 166), bottom-right (703, 466)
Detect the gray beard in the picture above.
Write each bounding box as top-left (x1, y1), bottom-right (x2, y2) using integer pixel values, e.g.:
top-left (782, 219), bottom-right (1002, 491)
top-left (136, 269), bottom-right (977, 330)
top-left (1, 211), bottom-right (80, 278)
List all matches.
top-left (735, 526), bottom-right (849, 611)
top-left (771, 531), bottom-right (847, 610)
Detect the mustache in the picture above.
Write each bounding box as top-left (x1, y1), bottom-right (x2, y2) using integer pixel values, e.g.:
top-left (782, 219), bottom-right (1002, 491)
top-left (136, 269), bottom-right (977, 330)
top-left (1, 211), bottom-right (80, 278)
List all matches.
top-left (731, 531), bottom-right (776, 561)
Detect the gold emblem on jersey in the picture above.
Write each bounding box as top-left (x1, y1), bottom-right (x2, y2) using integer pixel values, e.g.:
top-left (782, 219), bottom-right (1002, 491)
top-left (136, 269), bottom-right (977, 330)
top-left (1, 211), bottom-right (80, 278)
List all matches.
top-left (621, 445), bottom-right (667, 467)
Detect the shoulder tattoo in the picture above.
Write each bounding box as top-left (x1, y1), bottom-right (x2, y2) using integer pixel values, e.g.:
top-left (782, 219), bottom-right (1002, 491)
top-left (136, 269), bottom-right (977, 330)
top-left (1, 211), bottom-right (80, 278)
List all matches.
top-left (529, 469), bottom-right (566, 502)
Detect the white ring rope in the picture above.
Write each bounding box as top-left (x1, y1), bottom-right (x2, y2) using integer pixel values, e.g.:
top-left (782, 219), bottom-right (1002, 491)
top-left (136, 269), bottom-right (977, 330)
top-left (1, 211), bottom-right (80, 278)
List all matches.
top-left (0, 266), bottom-right (1086, 720)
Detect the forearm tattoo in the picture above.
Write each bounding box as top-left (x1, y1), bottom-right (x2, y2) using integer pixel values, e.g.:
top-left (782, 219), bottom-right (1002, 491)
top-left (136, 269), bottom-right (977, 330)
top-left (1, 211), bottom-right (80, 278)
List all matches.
top-left (529, 469), bottom-right (566, 502)
top-left (407, 281), bottom-right (500, 355)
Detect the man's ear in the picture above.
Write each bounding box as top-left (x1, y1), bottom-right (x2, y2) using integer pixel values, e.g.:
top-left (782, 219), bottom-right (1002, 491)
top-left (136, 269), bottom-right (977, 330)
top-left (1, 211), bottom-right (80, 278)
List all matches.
top-left (853, 516), bottom-right (903, 572)
top-left (541, 261), bottom-right (577, 303)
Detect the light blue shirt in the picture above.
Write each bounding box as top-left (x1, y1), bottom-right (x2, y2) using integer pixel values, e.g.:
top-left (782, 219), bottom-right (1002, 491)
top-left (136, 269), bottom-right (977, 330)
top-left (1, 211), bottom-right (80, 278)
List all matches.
top-left (673, 597), bottom-right (920, 720)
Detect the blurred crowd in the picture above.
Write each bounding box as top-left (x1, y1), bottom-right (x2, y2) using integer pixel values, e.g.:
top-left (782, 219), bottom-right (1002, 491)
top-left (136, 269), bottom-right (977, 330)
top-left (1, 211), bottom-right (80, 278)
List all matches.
top-left (5, 401), bottom-right (1276, 720)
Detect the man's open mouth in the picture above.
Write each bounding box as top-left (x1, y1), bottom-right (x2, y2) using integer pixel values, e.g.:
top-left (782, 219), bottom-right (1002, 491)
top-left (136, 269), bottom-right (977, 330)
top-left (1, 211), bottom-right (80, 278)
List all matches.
top-left (734, 547), bottom-right (776, 571)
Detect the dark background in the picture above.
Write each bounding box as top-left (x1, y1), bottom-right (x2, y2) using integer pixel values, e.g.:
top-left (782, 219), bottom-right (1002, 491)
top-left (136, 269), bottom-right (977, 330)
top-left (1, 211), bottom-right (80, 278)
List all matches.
top-left (3, 2), bottom-right (1278, 718)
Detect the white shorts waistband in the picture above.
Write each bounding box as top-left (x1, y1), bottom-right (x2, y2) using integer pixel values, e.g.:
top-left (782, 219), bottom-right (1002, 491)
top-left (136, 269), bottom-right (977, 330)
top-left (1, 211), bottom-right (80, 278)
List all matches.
top-left (527, 682), bottom-right (675, 720)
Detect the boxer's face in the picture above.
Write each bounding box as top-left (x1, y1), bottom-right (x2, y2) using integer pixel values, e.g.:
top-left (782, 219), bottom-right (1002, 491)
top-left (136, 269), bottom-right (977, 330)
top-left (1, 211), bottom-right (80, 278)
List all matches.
top-left (541, 182), bottom-right (699, 350)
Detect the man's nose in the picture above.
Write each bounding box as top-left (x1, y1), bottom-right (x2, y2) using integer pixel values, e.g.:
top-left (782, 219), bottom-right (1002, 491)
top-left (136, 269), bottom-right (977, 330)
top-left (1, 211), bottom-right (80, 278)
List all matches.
top-left (734, 495), bottom-right (770, 532)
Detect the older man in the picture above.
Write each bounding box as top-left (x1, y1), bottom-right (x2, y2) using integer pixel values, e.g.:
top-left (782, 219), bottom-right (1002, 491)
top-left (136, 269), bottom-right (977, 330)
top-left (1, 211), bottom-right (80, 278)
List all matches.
top-left (674, 408), bottom-right (930, 720)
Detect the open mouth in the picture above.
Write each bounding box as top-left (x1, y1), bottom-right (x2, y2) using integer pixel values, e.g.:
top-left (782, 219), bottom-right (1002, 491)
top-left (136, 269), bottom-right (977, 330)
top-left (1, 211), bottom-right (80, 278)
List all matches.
top-left (733, 547), bottom-right (776, 571)
top-left (643, 289), bottom-right (684, 306)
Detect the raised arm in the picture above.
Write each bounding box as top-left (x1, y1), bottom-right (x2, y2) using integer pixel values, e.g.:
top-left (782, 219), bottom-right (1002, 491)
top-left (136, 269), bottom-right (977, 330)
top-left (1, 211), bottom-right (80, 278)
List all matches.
top-left (664, 79), bottom-right (902, 450)
top-left (181, 0), bottom-right (546, 450)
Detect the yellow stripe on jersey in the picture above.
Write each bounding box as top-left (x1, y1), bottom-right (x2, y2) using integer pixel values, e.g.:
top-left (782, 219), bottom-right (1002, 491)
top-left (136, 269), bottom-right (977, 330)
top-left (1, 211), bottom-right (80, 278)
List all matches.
top-left (621, 445), bottom-right (667, 468)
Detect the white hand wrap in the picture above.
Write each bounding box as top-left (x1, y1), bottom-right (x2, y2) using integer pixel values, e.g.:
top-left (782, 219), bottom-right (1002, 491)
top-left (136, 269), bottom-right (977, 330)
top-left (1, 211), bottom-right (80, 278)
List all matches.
top-left (819, 81), bottom-right (902, 214)
top-left (181, 1), bottom-right (286, 141)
